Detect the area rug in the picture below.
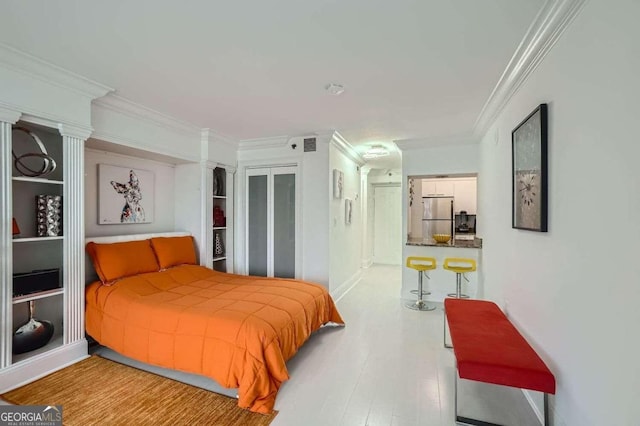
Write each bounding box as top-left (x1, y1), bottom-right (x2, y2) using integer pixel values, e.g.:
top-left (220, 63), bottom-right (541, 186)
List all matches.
top-left (1, 356), bottom-right (277, 426)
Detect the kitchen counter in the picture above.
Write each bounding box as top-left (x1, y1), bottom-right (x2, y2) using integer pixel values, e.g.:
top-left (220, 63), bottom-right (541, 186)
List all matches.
top-left (402, 238), bottom-right (483, 302)
top-left (406, 237), bottom-right (482, 249)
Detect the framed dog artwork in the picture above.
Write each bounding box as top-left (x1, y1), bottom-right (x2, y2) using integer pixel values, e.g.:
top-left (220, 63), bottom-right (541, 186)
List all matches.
top-left (98, 164), bottom-right (155, 224)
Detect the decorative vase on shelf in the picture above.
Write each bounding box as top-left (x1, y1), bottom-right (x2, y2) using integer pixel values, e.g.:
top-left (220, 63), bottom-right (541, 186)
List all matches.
top-left (213, 206), bottom-right (226, 227)
top-left (213, 168), bottom-right (225, 196)
top-left (13, 300), bottom-right (54, 354)
top-left (214, 232), bottom-right (225, 256)
top-left (36, 195), bottom-right (62, 237)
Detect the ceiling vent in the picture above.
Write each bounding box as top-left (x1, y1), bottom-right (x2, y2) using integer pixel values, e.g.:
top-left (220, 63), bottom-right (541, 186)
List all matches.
top-left (304, 138), bottom-right (316, 152)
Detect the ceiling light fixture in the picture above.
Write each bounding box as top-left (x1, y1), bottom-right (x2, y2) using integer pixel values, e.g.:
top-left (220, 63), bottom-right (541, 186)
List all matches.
top-left (362, 145), bottom-right (390, 159)
top-left (325, 83), bottom-right (345, 96)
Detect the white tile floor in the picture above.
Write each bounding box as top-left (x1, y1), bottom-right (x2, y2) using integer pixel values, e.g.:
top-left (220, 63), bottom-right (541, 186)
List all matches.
top-left (272, 264), bottom-right (541, 426)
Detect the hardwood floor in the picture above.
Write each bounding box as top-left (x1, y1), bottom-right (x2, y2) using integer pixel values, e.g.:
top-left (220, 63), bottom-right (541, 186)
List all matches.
top-left (273, 264), bottom-right (541, 426)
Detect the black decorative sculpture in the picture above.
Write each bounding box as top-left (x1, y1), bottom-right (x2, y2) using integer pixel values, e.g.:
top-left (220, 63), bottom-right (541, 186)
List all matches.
top-left (13, 300), bottom-right (54, 354)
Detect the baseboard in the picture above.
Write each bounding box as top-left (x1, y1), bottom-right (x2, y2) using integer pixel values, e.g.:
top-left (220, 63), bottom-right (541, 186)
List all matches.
top-left (331, 269), bottom-right (362, 303)
top-left (361, 258), bottom-right (373, 268)
top-left (0, 339), bottom-right (88, 394)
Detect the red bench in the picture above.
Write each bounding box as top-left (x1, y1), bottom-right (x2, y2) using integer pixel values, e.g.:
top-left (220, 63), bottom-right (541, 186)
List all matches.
top-left (444, 298), bottom-right (556, 426)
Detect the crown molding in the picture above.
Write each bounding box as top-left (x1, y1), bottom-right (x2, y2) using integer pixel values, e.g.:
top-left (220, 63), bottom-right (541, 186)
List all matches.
top-left (201, 128), bottom-right (238, 148)
top-left (331, 131), bottom-right (365, 166)
top-left (0, 43), bottom-right (113, 99)
top-left (473, 0), bottom-right (587, 137)
top-left (0, 106), bottom-right (21, 124)
top-left (394, 133), bottom-right (478, 151)
top-left (93, 94), bottom-right (201, 136)
top-left (57, 123), bottom-right (93, 140)
top-left (90, 129), bottom-right (199, 162)
top-left (238, 135), bottom-right (290, 151)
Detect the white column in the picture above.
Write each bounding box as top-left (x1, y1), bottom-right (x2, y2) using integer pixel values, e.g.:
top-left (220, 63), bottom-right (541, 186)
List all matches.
top-left (0, 108), bottom-right (21, 368)
top-left (360, 166), bottom-right (372, 268)
top-left (200, 162), bottom-right (215, 269)
top-left (58, 124), bottom-right (91, 345)
top-left (225, 167), bottom-right (236, 273)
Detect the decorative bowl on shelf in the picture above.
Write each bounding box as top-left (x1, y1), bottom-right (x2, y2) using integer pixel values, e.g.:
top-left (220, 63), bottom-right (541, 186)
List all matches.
top-left (433, 234), bottom-right (451, 243)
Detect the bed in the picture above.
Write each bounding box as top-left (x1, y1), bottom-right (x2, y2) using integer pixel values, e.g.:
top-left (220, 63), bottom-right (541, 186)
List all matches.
top-left (84, 233), bottom-right (344, 414)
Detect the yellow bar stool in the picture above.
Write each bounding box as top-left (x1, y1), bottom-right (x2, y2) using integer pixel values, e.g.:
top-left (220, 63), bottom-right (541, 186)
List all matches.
top-left (405, 257), bottom-right (437, 311)
top-left (443, 258), bottom-right (477, 299)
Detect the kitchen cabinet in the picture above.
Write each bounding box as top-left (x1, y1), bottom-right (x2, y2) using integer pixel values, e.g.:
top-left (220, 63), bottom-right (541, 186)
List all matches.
top-left (453, 179), bottom-right (477, 214)
top-left (422, 179), bottom-right (454, 197)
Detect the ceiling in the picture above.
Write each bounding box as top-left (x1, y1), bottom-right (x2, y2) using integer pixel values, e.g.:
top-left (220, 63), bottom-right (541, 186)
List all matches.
top-left (0, 1), bottom-right (542, 167)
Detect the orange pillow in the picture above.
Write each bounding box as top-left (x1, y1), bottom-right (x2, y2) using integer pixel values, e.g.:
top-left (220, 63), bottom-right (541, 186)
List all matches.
top-left (86, 240), bottom-right (160, 284)
top-left (150, 236), bottom-right (197, 269)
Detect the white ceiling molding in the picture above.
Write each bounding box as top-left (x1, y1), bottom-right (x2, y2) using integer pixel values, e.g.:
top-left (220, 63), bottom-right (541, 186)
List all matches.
top-left (1, 100), bottom-right (95, 132)
top-left (473, 0), bottom-right (587, 137)
top-left (237, 135), bottom-right (290, 151)
top-left (89, 128), bottom-right (199, 163)
top-left (93, 94), bottom-right (201, 136)
top-left (201, 128), bottom-right (237, 148)
top-left (0, 106), bottom-right (21, 124)
top-left (0, 42), bottom-right (112, 99)
top-left (394, 133), bottom-right (478, 151)
top-left (331, 131), bottom-right (365, 166)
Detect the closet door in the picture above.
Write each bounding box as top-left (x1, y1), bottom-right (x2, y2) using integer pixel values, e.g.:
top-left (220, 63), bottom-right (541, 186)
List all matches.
top-left (246, 166), bottom-right (297, 278)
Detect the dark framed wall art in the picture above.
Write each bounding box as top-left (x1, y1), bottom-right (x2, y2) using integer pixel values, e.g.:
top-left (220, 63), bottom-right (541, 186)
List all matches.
top-left (512, 103), bottom-right (548, 232)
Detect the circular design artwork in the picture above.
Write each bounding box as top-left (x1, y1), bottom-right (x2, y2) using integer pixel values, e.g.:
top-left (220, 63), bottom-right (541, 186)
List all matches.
top-left (12, 126), bottom-right (57, 177)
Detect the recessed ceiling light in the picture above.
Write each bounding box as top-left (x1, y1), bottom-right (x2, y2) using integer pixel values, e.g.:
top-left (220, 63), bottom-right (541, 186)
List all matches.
top-left (325, 83), bottom-right (345, 96)
top-left (363, 145), bottom-right (390, 159)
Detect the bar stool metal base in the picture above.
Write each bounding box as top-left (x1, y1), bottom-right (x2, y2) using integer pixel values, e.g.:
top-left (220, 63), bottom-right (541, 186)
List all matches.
top-left (447, 293), bottom-right (469, 298)
top-left (405, 300), bottom-right (436, 311)
top-left (411, 289), bottom-right (431, 296)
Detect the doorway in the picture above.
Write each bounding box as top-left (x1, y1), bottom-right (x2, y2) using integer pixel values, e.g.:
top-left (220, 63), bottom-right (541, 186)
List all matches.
top-left (373, 184), bottom-right (402, 265)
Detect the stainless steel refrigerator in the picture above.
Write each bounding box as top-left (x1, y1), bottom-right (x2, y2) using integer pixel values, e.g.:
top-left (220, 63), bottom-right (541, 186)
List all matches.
top-left (422, 196), bottom-right (454, 241)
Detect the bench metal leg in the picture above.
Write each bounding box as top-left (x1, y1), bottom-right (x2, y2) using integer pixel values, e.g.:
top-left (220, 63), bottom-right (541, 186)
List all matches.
top-left (544, 393), bottom-right (549, 426)
top-left (444, 308), bottom-right (452, 348)
top-left (454, 364), bottom-right (504, 425)
top-left (454, 364), bottom-right (551, 426)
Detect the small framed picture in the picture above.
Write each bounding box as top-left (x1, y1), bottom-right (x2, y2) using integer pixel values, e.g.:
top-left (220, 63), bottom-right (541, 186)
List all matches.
top-left (333, 169), bottom-right (344, 199)
top-left (345, 198), bottom-right (352, 224)
top-left (512, 103), bottom-right (548, 232)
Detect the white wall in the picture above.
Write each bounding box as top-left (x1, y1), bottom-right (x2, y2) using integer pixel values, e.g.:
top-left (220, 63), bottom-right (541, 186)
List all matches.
top-left (329, 144), bottom-right (362, 295)
top-left (478, 1), bottom-right (640, 424)
top-left (84, 149), bottom-right (176, 237)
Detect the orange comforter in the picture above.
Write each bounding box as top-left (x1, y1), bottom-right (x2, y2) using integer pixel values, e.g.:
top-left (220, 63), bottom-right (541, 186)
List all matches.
top-left (85, 265), bottom-right (344, 413)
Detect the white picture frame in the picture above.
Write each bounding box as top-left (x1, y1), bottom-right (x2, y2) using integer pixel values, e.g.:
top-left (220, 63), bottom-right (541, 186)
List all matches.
top-left (98, 164), bottom-right (155, 224)
top-left (333, 169), bottom-right (344, 199)
top-left (345, 198), bottom-right (352, 224)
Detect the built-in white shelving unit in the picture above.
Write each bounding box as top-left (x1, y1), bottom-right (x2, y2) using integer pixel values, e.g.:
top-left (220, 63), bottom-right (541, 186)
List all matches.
top-left (213, 167), bottom-right (230, 272)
